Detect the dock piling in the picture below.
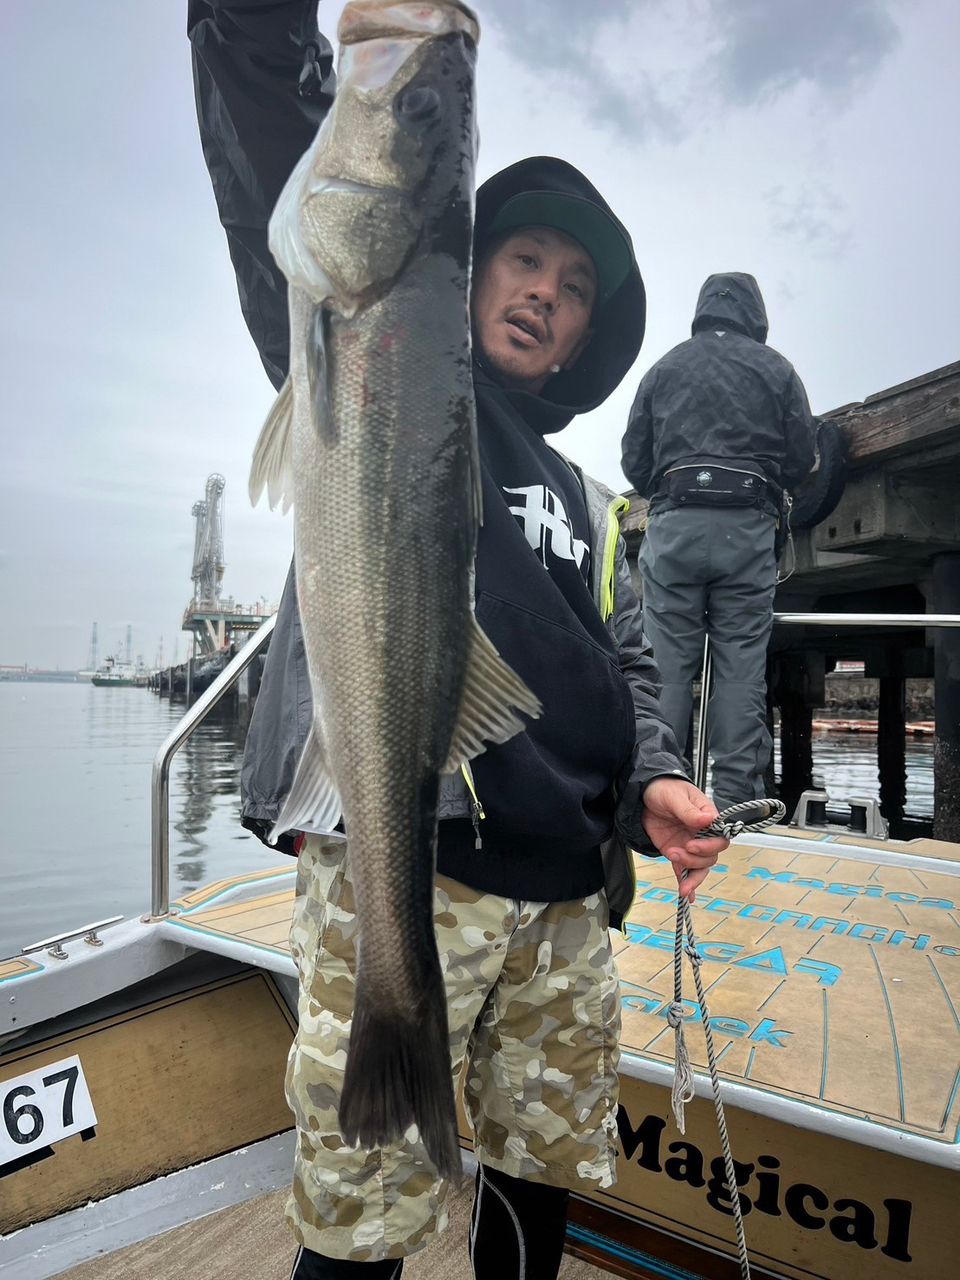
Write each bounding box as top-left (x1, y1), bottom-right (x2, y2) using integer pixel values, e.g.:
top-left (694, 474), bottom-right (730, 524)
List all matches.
top-left (878, 664), bottom-right (907, 826)
top-left (933, 552), bottom-right (960, 841)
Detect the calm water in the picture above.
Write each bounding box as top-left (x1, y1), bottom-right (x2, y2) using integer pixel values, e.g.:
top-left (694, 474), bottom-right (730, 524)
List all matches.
top-left (0, 684), bottom-right (936, 957)
top-left (776, 729), bottom-right (935, 818)
top-left (0, 683), bottom-right (281, 956)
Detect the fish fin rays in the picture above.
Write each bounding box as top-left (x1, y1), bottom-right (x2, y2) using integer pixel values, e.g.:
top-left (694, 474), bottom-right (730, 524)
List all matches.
top-left (442, 615), bottom-right (541, 773)
top-left (268, 720), bottom-right (342, 843)
top-left (249, 376), bottom-right (295, 513)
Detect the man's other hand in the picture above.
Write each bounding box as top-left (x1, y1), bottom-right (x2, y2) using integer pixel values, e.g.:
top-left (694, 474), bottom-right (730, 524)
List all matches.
top-left (640, 777), bottom-right (728, 902)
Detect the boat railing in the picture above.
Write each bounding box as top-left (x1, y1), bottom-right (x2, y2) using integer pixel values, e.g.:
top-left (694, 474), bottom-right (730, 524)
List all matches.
top-left (694, 612), bottom-right (960, 790)
top-left (149, 609), bottom-right (960, 919)
top-left (150, 614), bottom-right (276, 918)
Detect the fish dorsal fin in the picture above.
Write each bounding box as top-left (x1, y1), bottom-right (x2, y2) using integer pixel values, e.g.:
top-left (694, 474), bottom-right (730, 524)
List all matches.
top-left (268, 714), bottom-right (342, 843)
top-left (249, 376), bottom-right (295, 513)
top-left (442, 616), bottom-right (542, 773)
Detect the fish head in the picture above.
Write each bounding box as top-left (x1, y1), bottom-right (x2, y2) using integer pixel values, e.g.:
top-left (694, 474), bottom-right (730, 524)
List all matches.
top-left (270, 1), bottom-right (479, 316)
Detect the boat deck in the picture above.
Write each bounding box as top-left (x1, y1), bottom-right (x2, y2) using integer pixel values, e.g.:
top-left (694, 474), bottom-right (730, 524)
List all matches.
top-left (618, 830), bottom-right (960, 1151)
top-left (158, 827), bottom-right (960, 1157)
top-left (7, 825), bottom-right (959, 1280)
top-left (166, 866), bottom-right (298, 968)
top-left (58, 1177), bottom-right (609, 1280)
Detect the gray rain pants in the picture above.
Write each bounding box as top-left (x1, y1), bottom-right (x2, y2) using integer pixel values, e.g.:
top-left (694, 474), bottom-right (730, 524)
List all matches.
top-left (638, 505), bottom-right (776, 810)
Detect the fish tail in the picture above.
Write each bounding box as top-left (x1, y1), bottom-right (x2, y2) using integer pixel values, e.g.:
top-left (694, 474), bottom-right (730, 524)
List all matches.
top-left (339, 975), bottom-right (461, 1183)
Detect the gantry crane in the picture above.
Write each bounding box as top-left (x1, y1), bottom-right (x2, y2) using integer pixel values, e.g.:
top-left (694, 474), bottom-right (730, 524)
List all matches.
top-left (182, 474), bottom-right (264, 657)
top-left (190, 473), bottom-right (226, 611)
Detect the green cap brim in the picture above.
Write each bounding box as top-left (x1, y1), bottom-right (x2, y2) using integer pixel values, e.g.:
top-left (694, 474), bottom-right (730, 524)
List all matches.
top-left (487, 192), bottom-right (632, 306)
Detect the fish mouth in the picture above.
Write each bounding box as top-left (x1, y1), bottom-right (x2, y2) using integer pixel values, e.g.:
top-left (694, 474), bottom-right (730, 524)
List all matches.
top-left (308, 176), bottom-right (401, 200)
top-left (340, 1), bottom-right (480, 46)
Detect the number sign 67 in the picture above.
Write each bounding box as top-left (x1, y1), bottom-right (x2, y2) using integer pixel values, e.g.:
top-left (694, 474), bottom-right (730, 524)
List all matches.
top-left (0, 1055), bottom-right (97, 1168)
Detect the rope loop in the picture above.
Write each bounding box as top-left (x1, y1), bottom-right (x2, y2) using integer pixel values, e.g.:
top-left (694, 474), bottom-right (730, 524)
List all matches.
top-left (697, 797), bottom-right (785, 841)
top-left (665, 799), bottom-right (786, 1278)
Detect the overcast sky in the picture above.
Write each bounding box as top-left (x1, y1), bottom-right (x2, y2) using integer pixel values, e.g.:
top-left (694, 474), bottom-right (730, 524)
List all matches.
top-left (1, 0), bottom-right (957, 669)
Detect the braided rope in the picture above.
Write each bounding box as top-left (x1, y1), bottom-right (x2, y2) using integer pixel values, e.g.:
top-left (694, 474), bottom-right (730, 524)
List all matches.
top-left (698, 796), bottom-right (786, 842)
top-left (668, 798), bottom-right (785, 1280)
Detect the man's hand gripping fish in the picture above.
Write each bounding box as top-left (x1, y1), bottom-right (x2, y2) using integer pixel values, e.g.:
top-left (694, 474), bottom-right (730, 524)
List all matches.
top-left (249, 0), bottom-right (540, 1180)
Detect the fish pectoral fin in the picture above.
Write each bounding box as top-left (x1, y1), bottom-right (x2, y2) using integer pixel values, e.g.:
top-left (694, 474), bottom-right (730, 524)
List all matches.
top-left (249, 376), bottom-right (295, 513)
top-left (309, 306), bottom-right (336, 445)
top-left (268, 722), bottom-right (342, 843)
top-left (442, 616), bottom-right (542, 773)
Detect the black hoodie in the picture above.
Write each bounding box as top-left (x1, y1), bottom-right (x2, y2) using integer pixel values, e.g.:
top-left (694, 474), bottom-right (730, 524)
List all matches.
top-left (429, 159), bottom-right (649, 897)
top-left (622, 272), bottom-right (816, 499)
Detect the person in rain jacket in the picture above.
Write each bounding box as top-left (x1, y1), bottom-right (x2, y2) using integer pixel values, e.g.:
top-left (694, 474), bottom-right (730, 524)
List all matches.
top-left (621, 273), bottom-right (816, 810)
top-left (189, 4), bottom-right (727, 1276)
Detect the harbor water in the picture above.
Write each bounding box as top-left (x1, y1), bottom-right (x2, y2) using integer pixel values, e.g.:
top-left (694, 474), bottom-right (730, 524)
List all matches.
top-left (0, 682), bottom-right (936, 958)
top-left (0, 682), bottom-right (280, 957)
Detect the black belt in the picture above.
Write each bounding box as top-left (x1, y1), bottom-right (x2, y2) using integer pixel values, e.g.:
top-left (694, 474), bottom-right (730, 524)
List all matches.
top-left (660, 464), bottom-right (777, 509)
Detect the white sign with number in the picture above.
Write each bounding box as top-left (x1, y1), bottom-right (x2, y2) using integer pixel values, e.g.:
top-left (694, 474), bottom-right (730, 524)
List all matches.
top-left (0, 1055), bottom-right (97, 1169)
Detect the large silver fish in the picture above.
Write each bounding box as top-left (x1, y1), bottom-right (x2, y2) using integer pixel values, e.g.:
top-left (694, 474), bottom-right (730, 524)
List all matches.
top-left (249, 0), bottom-right (539, 1178)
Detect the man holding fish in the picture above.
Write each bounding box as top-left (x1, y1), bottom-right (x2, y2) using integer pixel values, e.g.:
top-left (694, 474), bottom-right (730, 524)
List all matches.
top-left (189, 2), bottom-right (727, 1276)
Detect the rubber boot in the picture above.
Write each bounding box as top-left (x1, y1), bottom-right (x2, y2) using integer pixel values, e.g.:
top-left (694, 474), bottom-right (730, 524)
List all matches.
top-left (291, 1245), bottom-right (403, 1278)
top-left (469, 1165), bottom-right (570, 1279)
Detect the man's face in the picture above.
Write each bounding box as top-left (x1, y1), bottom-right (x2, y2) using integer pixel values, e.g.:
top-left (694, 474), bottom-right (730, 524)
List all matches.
top-left (471, 226), bottom-right (597, 394)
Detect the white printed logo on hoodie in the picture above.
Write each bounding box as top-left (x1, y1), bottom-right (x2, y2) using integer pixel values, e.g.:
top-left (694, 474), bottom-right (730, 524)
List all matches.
top-left (503, 485), bottom-right (589, 573)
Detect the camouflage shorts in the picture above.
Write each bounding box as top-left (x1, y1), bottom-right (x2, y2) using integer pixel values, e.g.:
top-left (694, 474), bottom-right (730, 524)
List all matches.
top-left (285, 834), bottom-right (621, 1262)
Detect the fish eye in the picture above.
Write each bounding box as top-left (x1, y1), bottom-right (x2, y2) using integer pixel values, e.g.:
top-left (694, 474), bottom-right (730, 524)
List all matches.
top-left (394, 86), bottom-right (441, 123)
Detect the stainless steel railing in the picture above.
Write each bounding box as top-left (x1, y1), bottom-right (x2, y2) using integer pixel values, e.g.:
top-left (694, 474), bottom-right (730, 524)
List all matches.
top-left (773, 613), bottom-right (960, 628)
top-left (148, 609), bottom-right (959, 918)
top-left (150, 614), bottom-right (276, 918)
top-left (693, 611), bottom-right (960, 791)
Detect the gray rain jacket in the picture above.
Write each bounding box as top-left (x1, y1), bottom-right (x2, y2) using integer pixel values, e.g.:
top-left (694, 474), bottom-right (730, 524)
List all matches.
top-left (622, 272), bottom-right (816, 502)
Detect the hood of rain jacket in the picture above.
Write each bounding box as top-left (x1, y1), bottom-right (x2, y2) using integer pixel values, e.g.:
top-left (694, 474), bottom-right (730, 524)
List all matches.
top-left (622, 272), bottom-right (815, 497)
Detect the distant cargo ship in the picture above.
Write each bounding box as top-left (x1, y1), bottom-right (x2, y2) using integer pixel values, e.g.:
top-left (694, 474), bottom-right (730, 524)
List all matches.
top-left (91, 656), bottom-right (142, 687)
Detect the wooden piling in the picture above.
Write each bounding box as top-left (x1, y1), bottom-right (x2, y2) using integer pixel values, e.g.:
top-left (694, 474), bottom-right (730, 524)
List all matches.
top-left (773, 651), bottom-right (821, 817)
top-left (878, 666), bottom-right (907, 825)
top-left (933, 552), bottom-right (960, 841)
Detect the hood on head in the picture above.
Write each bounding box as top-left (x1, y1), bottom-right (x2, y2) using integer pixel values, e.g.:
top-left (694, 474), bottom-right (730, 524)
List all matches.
top-left (691, 272), bottom-right (768, 343)
top-left (474, 157), bottom-right (646, 431)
